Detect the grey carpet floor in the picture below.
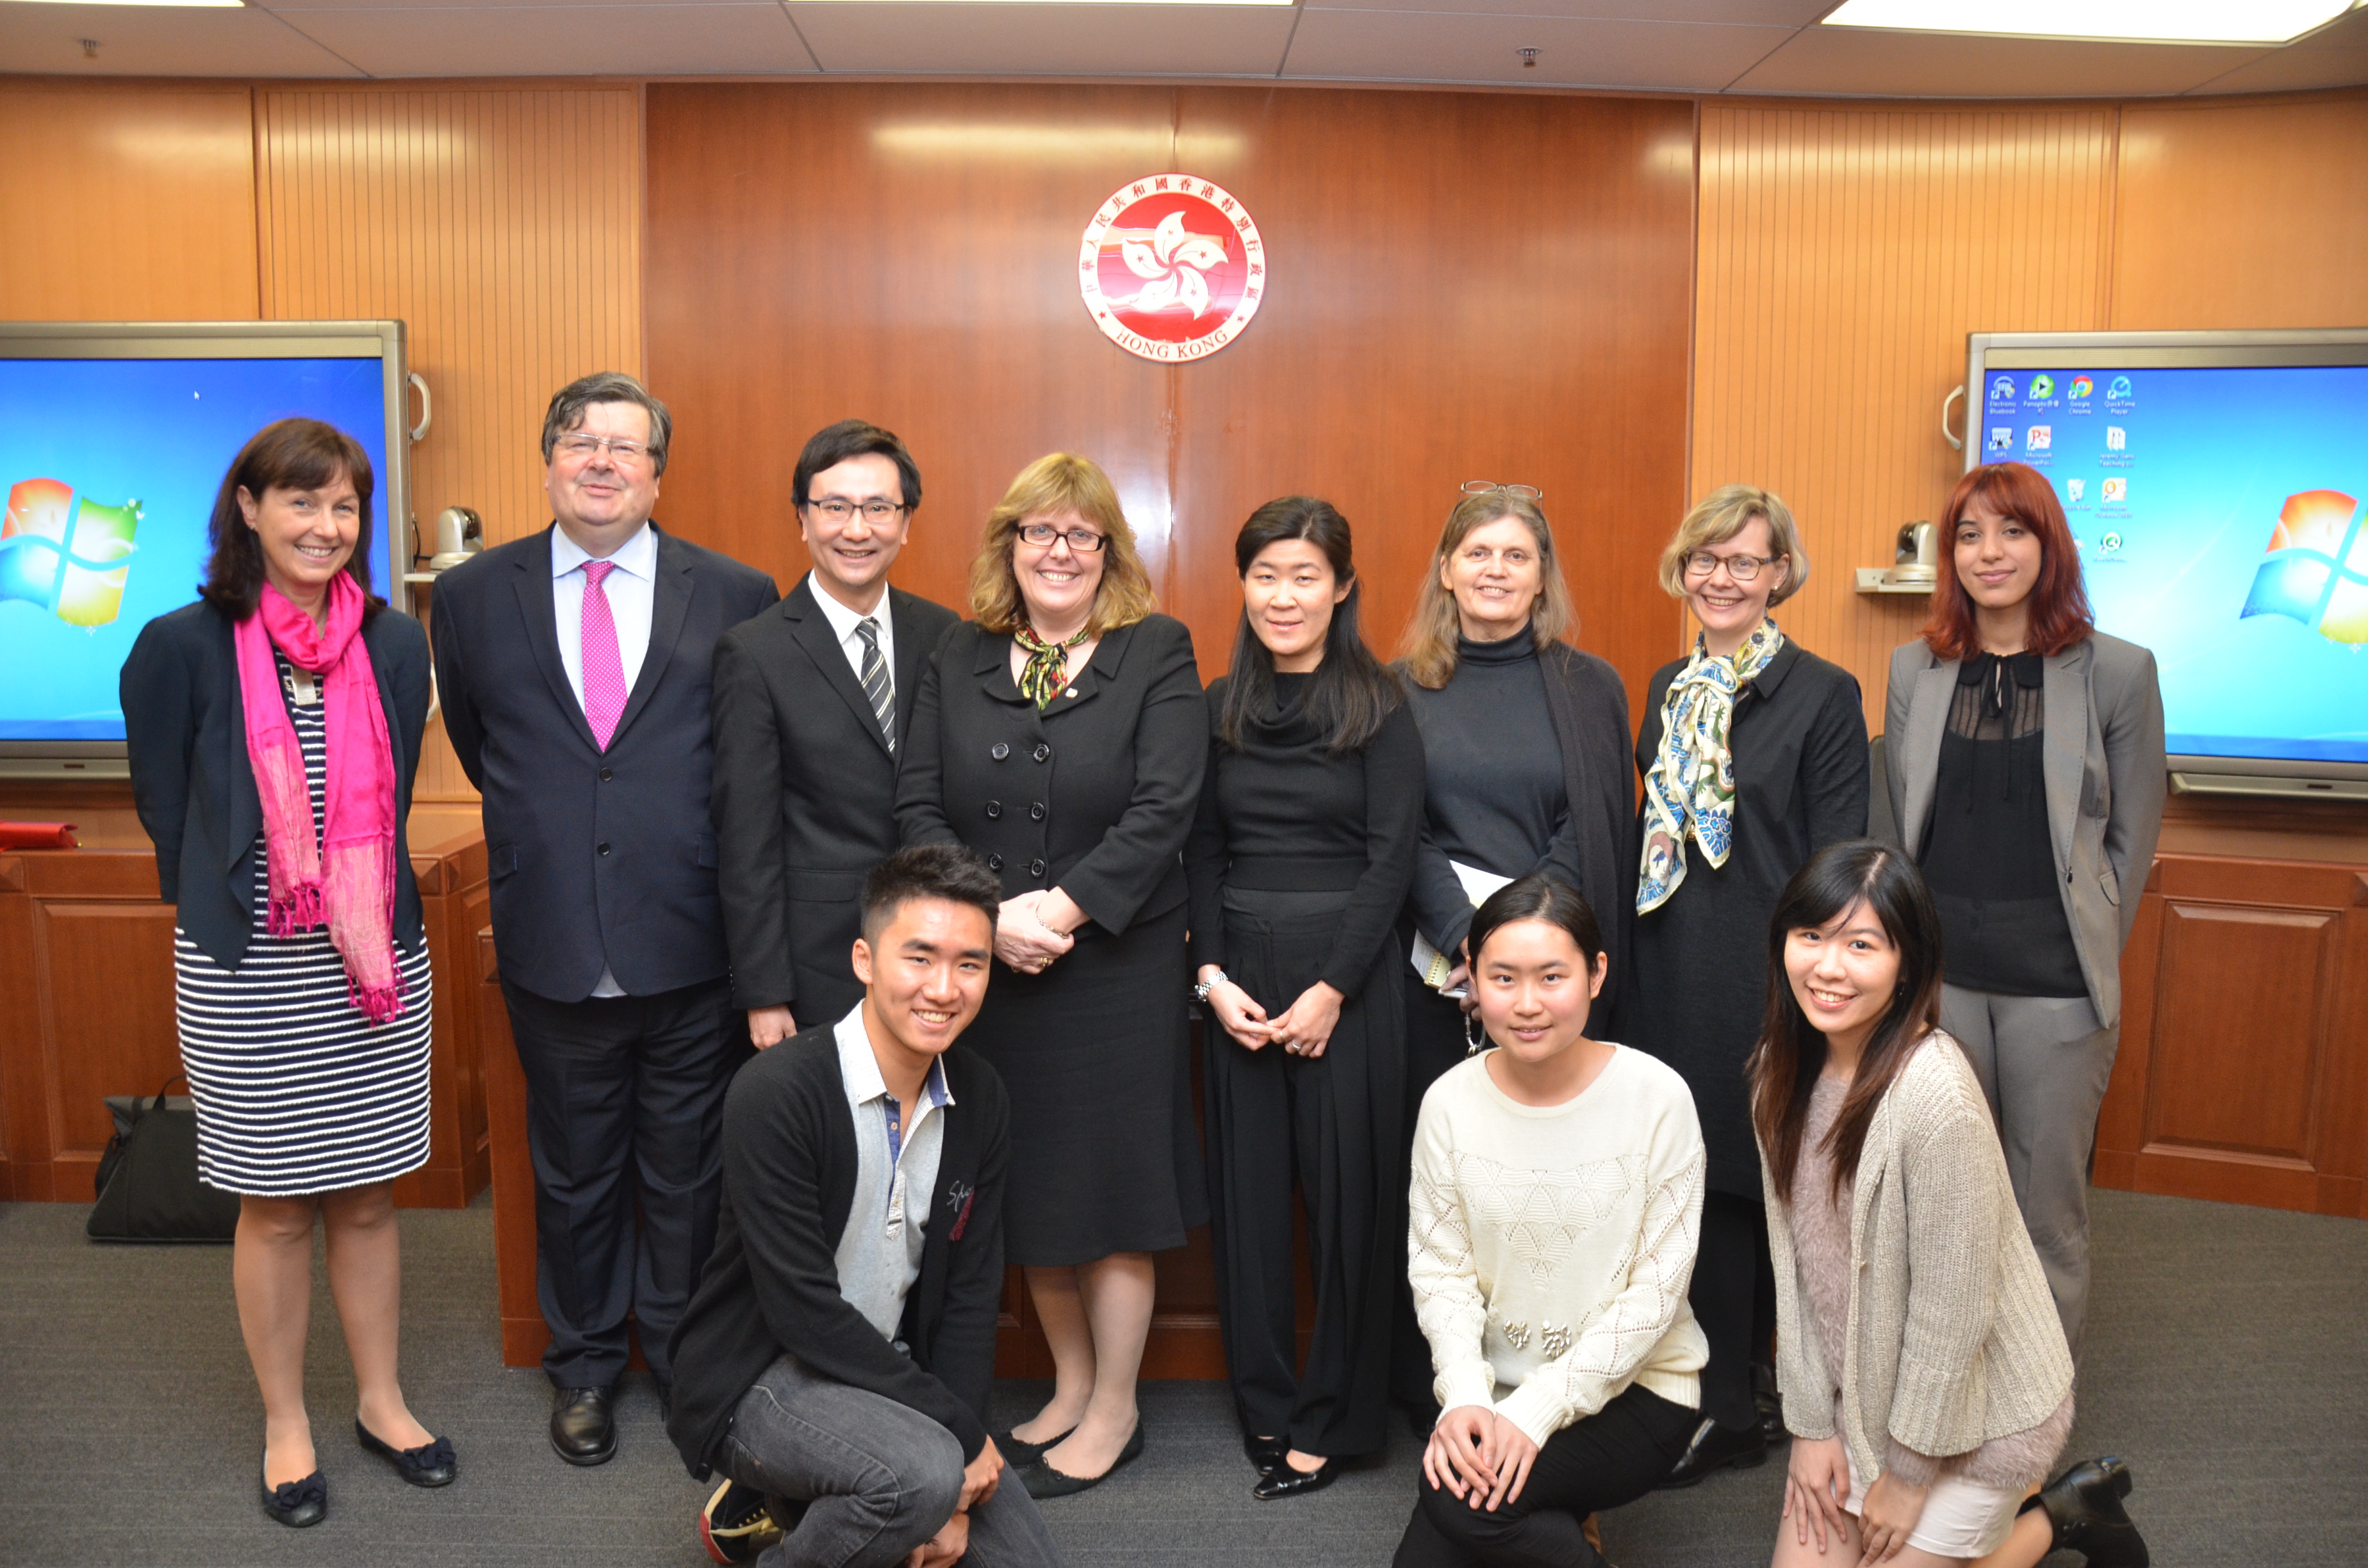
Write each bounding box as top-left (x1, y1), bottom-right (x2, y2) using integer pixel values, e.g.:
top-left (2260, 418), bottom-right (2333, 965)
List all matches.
top-left (0, 1186), bottom-right (2360, 1567)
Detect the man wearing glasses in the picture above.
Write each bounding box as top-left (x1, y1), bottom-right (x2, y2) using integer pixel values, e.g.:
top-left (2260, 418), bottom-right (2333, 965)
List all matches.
top-left (710, 420), bottom-right (960, 1049)
top-left (432, 372), bottom-right (779, 1467)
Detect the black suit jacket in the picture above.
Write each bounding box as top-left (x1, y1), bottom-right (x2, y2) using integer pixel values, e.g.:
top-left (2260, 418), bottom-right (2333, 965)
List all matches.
top-left (431, 524), bottom-right (778, 1001)
top-left (121, 598), bottom-right (429, 970)
top-left (896, 615), bottom-right (1206, 934)
top-left (711, 579), bottom-right (960, 1020)
top-left (664, 1027), bottom-right (1010, 1478)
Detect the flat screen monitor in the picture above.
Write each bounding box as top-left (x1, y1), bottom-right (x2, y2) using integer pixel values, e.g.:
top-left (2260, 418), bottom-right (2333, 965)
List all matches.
top-left (1966, 329), bottom-right (2368, 800)
top-left (0, 321), bottom-right (410, 777)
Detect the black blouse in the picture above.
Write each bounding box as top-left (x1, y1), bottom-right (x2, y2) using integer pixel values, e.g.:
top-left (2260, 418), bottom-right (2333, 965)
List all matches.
top-left (1184, 673), bottom-right (1426, 997)
top-left (1918, 653), bottom-right (2085, 997)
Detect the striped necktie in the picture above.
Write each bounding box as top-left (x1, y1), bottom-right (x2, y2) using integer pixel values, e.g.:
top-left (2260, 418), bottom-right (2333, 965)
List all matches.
top-left (856, 617), bottom-right (895, 752)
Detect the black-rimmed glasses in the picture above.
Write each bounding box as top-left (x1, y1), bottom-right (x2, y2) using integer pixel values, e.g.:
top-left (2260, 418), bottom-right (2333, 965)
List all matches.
top-left (1017, 523), bottom-right (1107, 553)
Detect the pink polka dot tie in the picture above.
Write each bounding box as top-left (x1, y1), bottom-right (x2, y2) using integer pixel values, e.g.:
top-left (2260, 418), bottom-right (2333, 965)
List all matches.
top-left (579, 559), bottom-right (627, 751)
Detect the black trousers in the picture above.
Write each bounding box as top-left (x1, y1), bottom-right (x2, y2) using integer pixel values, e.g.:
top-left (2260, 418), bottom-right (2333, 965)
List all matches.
top-left (501, 976), bottom-right (744, 1389)
top-left (1392, 969), bottom-right (1474, 1412)
top-left (1689, 1188), bottom-right (1777, 1432)
top-left (1203, 902), bottom-right (1404, 1457)
top-left (1392, 1385), bottom-right (1698, 1568)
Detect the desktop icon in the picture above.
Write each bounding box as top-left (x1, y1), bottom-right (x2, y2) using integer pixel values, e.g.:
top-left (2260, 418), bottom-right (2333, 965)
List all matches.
top-left (2069, 376), bottom-right (2093, 399)
top-left (2105, 426), bottom-right (2126, 452)
top-left (2028, 375), bottom-right (2055, 399)
top-left (2100, 478), bottom-right (2127, 505)
top-left (1987, 427), bottom-right (2014, 456)
top-left (0, 478), bottom-right (142, 628)
top-left (2099, 532), bottom-right (2124, 555)
top-left (2242, 489), bottom-right (2368, 645)
top-left (1991, 375), bottom-right (2016, 400)
top-left (2067, 478), bottom-right (2087, 503)
top-left (2107, 375), bottom-right (2133, 400)
top-left (2027, 425), bottom-right (2052, 451)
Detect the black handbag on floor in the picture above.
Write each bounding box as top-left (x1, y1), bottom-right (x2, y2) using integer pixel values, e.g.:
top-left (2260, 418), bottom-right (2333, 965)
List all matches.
top-left (86, 1076), bottom-right (240, 1243)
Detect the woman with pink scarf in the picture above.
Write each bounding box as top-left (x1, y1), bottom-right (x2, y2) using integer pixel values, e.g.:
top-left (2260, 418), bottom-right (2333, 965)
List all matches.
top-left (123, 418), bottom-right (447, 1528)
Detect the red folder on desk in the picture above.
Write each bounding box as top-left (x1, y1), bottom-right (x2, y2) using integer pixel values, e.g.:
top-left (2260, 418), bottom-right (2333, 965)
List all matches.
top-left (0, 822), bottom-right (78, 849)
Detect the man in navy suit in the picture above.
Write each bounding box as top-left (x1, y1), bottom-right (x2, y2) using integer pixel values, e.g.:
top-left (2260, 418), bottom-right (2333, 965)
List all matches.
top-left (711, 420), bottom-right (960, 1045)
top-left (432, 372), bottom-right (778, 1466)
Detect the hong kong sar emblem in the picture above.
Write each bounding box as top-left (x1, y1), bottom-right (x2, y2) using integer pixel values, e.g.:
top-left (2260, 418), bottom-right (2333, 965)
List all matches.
top-left (1078, 175), bottom-right (1265, 363)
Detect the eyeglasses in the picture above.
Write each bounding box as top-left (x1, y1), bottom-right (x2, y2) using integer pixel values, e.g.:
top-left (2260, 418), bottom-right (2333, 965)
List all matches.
top-left (1682, 550), bottom-right (1777, 582)
top-left (803, 498), bottom-right (907, 525)
top-left (554, 433), bottom-right (654, 465)
top-left (1463, 480), bottom-right (1543, 502)
top-left (1017, 523), bottom-right (1107, 553)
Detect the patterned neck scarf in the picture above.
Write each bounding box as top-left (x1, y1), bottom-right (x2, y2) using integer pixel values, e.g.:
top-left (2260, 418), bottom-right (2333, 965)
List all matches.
top-left (1636, 616), bottom-right (1785, 914)
top-left (1014, 623), bottom-right (1088, 708)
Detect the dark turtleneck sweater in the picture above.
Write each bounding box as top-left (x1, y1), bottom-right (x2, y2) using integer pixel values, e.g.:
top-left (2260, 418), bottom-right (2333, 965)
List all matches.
top-left (1403, 630), bottom-right (1574, 955)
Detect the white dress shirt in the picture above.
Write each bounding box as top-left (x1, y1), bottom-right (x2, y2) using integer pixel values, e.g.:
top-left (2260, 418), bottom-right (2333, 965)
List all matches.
top-left (804, 571), bottom-right (896, 703)
top-left (832, 1005), bottom-right (953, 1348)
top-left (552, 521), bottom-right (657, 996)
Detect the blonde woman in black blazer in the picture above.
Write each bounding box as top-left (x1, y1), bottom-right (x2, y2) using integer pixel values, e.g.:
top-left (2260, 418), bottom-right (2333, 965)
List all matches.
top-left (1881, 461), bottom-right (2164, 1357)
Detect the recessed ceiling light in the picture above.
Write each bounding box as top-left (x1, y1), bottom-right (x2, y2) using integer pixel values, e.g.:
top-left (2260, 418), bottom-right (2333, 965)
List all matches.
top-left (1821, 0), bottom-right (2357, 45)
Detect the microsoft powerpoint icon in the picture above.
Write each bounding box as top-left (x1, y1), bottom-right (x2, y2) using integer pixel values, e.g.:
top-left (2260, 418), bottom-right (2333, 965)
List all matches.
top-left (1078, 176), bottom-right (1265, 364)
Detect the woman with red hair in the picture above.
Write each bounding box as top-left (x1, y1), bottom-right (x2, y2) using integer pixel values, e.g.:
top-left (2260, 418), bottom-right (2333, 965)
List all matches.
top-left (1879, 461), bottom-right (2164, 1358)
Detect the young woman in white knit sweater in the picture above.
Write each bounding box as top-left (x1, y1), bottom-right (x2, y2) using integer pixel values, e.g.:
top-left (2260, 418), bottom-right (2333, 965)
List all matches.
top-left (1395, 873), bottom-right (1707, 1568)
top-left (1751, 840), bottom-right (2147, 1568)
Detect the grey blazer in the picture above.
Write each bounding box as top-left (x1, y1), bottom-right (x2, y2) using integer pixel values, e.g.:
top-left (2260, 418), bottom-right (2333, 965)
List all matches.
top-left (1882, 632), bottom-right (2166, 1027)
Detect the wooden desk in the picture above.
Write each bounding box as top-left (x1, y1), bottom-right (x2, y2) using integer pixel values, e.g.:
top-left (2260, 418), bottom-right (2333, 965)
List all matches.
top-left (0, 783), bottom-right (491, 1207)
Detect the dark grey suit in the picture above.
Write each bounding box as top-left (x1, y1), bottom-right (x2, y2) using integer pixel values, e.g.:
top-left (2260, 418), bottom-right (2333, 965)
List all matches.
top-left (710, 577), bottom-right (959, 1027)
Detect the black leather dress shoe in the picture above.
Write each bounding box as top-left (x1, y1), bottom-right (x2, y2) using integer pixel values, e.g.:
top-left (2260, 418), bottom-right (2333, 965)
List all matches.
top-left (356, 1419), bottom-right (457, 1487)
top-left (1019, 1421), bottom-right (1144, 1499)
top-left (1243, 1435), bottom-right (1288, 1476)
top-left (994, 1425), bottom-right (1076, 1467)
top-left (550, 1385), bottom-right (617, 1467)
top-left (1655, 1417), bottom-right (1766, 1489)
top-left (2031, 1455), bottom-right (2149, 1567)
top-left (1251, 1455), bottom-right (1338, 1501)
top-left (261, 1467), bottom-right (327, 1528)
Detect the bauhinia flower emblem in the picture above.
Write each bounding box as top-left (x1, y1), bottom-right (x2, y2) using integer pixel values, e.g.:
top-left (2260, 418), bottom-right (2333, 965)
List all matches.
top-left (1119, 209), bottom-right (1231, 319)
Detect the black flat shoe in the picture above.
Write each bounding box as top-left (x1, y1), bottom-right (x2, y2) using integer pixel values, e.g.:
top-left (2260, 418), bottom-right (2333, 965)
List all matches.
top-left (550, 1385), bottom-right (617, 1467)
top-left (261, 1467), bottom-right (327, 1528)
top-left (357, 1419), bottom-right (456, 1487)
top-left (2030, 1455), bottom-right (2149, 1567)
top-left (1655, 1417), bottom-right (1766, 1489)
top-left (1019, 1421), bottom-right (1144, 1499)
top-left (1252, 1455), bottom-right (1338, 1500)
top-left (1243, 1434), bottom-right (1288, 1476)
top-left (994, 1425), bottom-right (1077, 1467)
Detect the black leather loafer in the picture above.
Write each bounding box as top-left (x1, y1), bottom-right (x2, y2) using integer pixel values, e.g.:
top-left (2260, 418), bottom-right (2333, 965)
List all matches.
top-left (550, 1385), bottom-right (617, 1467)
top-left (994, 1425), bottom-right (1076, 1467)
top-left (1251, 1456), bottom-right (1338, 1500)
top-left (1655, 1417), bottom-right (1766, 1489)
top-left (261, 1467), bottom-right (327, 1528)
top-left (1243, 1434), bottom-right (1288, 1476)
top-left (1019, 1421), bottom-right (1144, 1499)
top-left (356, 1419), bottom-right (456, 1487)
top-left (2032, 1455), bottom-right (2149, 1567)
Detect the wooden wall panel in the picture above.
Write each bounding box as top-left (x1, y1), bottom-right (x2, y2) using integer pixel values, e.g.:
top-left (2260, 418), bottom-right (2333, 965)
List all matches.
top-left (257, 85), bottom-right (644, 801)
top-left (0, 84), bottom-right (258, 322)
top-left (2112, 95), bottom-right (2368, 332)
top-left (1691, 104), bottom-right (2117, 727)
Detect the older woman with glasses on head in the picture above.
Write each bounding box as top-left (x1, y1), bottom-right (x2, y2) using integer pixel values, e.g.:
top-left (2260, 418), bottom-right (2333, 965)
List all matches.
top-left (897, 453), bottom-right (1208, 1499)
top-left (1625, 485), bottom-right (1869, 1489)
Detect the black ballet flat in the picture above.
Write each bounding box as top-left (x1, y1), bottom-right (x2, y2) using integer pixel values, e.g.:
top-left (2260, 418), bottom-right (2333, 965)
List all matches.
top-left (356, 1419), bottom-right (456, 1487)
top-left (261, 1467), bottom-right (327, 1528)
top-left (1655, 1417), bottom-right (1766, 1489)
top-left (1019, 1421), bottom-right (1144, 1499)
top-left (1243, 1434), bottom-right (1288, 1476)
top-left (994, 1425), bottom-right (1076, 1467)
top-left (2028, 1455), bottom-right (2149, 1567)
top-left (1251, 1455), bottom-right (1338, 1500)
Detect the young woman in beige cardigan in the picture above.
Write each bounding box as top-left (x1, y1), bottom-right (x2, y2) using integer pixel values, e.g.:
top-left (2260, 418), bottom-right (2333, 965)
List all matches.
top-left (1749, 841), bottom-right (2147, 1568)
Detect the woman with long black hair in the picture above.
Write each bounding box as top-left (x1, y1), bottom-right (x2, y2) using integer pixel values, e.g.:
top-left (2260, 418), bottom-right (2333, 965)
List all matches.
top-left (1186, 496), bottom-right (1425, 1498)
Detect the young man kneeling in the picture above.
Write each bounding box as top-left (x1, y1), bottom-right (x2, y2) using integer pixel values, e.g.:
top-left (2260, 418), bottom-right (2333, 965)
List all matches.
top-left (666, 844), bottom-right (1065, 1567)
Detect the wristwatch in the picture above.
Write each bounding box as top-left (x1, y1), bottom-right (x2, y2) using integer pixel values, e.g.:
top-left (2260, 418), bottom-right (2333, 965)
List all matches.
top-left (1192, 970), bottom-right (1230, 1004)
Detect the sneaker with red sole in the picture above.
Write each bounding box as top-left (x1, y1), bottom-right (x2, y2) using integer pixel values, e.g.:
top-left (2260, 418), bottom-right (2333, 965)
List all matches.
top-left (699, 1478), bottom-right (783, 1565)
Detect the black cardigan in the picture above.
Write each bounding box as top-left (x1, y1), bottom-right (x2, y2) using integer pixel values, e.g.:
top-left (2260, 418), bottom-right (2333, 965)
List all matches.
top-left (664, 1027), bottom-right (1010, 1477)
top-left (120, 598), bottom-right (430, 970)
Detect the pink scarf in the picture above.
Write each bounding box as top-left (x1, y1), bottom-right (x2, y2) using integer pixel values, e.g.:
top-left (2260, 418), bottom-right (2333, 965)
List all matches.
top-left (233, 575), bottom-right (406, 1024)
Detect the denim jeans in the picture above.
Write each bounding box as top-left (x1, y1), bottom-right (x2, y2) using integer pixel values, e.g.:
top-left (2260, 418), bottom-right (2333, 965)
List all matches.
top-left (719, 1355), bottom-right (1065, 1568)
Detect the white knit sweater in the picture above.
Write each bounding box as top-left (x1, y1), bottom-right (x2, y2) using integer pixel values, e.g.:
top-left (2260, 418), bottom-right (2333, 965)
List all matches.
top-left (1407, 1045), bottom-right (1709, 1448)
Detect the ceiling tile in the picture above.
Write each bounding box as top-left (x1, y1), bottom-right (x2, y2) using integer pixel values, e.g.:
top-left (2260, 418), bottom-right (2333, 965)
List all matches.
top-left (1729, 26), bottom-right (2276, 97)
top-left (268, 3), bottom-right (819, 75)
top-left (0, 4), bottom-right (365, 76)
top-left (1298, 0), bottom-right (1825, 20)
top-left (785, 3), bottom-right (1299, 76)
top-left (1281, 11), bottom-right (1797, 90)
top-left (2184, 7), bottom-right (2368, 92)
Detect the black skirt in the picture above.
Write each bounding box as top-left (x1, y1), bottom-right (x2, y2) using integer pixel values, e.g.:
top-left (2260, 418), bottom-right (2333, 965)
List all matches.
top-left (961, 900), bottom-right (1206, 1266)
